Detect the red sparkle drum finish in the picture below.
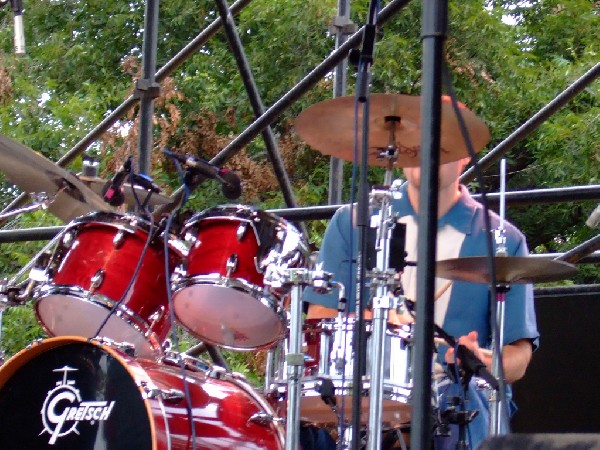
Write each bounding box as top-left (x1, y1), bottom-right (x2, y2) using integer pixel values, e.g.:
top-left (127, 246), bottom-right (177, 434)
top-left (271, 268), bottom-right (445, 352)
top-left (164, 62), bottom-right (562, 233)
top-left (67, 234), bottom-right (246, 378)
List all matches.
top-left (0, 337), bottom-right (284, 449)
top-left (173, 204), bottom-right (309, 351)
top-left (35, 212), bottom-right (185, 358)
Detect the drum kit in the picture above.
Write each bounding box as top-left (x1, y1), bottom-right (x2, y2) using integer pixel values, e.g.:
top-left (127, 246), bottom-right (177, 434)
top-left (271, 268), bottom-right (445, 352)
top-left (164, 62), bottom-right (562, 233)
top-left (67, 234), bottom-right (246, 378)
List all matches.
top-left (0, 94), bottom-right (577, 449)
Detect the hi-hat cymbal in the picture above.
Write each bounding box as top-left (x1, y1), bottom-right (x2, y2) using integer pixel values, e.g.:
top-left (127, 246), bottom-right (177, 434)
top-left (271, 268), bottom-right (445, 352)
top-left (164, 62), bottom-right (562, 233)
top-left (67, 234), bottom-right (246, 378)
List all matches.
top-left (436, 256), bottom-right (577, 284)
top-left (295, 94), bottom-right (491, 167)
top-left (0, 135), bottom-right (112, 222)
top-left (78, 176), bottom-right (171, 208)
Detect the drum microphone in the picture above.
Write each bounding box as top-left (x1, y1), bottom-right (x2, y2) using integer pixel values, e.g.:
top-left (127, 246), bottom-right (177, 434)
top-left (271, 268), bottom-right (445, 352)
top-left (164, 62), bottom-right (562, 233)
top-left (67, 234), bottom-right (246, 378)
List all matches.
top-left (102, 157), bottom-right (133, 207)
top-left (163, 149), bottom-right (243, 200)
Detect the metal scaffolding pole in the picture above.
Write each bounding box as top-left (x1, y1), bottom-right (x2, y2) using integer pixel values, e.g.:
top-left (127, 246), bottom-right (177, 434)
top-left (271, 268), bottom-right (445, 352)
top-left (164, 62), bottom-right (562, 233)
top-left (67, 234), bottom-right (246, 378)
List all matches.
top-left (328, 0), bottom-right (354, 205)
top-left (0, 0), bottom-right (254, 218)
top-left (461, 62), bottom-right (600, 184)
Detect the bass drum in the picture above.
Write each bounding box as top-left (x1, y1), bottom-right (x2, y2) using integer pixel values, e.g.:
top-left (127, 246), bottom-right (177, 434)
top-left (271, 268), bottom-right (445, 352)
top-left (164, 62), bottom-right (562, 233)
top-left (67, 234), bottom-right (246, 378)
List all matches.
top-left (0, 337), bottom-right (284, 450)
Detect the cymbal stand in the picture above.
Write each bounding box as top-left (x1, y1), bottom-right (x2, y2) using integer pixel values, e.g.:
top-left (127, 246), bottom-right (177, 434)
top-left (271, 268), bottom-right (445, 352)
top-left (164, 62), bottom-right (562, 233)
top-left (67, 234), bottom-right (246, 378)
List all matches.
top-left (266, 267), bottom-right (344, 450)
top-left (366, 159), bottom-right (404, 450)
top-left (489, 158), bottom-right (508, 436)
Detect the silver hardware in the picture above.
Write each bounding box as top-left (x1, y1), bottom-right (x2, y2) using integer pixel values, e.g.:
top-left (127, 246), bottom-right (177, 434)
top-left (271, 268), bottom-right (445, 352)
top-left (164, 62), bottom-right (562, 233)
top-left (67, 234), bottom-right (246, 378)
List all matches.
top-left (225, 254), bottom-right (238, 277)
top-left (90, 270), bottom-right (105, 291)
top-left (113, 230), bottom-right (127, 248)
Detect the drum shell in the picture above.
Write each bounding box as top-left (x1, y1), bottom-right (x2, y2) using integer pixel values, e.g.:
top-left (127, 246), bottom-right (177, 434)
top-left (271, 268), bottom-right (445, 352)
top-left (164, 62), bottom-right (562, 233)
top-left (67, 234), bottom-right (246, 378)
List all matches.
top-left (266, 318), bottom-right (414, 428)
top-left (0, 337), bottom-right (284, 449)
top-left (34, 212), bottom-right (184, 358)
top-left (172, 205), bottom-right (309, 351)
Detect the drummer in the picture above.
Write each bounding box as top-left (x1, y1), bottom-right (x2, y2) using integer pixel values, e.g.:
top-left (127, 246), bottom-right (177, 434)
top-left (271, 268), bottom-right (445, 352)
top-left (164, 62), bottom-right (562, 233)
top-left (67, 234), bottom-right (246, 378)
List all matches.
top-left (303, 156), bottom-right (539, 449)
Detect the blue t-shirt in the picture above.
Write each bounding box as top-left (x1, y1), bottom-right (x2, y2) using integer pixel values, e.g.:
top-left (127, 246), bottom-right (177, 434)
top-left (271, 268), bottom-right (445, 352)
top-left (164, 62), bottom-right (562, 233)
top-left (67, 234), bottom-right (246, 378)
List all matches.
top-left (304, 183), bottom-right (539, 350)
top-left (303, 184), bottom-right (540, 448)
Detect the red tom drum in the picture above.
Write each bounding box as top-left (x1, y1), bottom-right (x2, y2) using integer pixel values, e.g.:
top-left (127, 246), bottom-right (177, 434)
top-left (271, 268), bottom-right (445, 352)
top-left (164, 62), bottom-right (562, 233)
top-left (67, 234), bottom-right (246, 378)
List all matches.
top-left (173, 205), bottom-right (309, 351)
top-left (34, 212), bottom-right (185, 358)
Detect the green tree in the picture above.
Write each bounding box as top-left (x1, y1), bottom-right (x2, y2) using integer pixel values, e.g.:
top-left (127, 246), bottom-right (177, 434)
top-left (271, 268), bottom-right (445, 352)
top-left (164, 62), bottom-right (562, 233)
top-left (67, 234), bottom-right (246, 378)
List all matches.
top-left (0, 0), bottom-right (598, 364)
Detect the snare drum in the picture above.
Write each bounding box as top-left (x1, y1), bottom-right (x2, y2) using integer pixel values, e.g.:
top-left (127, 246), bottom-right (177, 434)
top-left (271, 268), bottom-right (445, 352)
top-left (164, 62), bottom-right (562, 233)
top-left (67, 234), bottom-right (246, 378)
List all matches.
top-left (172, 204), bottom-right (309, 351)
top-left (0, 337), bottom-right (284, 449)
top-left (267, 318), bottom-right (414, 428)
top-left (34, 212), bottom-right (185, 358)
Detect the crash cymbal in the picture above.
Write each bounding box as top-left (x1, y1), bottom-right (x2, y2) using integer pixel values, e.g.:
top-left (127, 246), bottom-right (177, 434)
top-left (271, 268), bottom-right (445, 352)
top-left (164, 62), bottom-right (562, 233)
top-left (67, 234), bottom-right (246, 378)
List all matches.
top-left (436, 256), bottom-right (577, 284)
top-left (78, 176), bottom-right (171, 208)
top-left (0, 135), bottom-right (111, 222)
top-left (295, 94), bottom-right (490, 167)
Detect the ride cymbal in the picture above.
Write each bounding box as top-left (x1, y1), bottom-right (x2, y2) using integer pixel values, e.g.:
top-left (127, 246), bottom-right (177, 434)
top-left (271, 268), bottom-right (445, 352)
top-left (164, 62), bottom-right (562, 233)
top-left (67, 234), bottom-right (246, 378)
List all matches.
top-left (436, 256), bottom-right (577, 284)
top-left (295, 94), bottom-right (490, 167)
top-left (0, 135), bottom-right (111, 222)
top-left (78, 176), bottom-right (171, 208)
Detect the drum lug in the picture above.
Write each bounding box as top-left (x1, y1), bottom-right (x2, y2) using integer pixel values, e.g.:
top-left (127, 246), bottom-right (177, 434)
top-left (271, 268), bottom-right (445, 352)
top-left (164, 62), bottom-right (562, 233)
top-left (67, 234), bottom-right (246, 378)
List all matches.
top-left (160, 388), bottom-right (185, 403)
top-left (113, 230), bottom-right (127, 248)
top-left (236, 222), bottom-right (249, 241)
top-left (61, 230), bottom-right (75, 249)
top-left (90, 269), bottom-right (105, 291)
top-left (225, 254), bottom-right (238, 276)
top-left (248, 412), bottom-right (282, 427)
top-left (208, 365), bottom-right (229, 380)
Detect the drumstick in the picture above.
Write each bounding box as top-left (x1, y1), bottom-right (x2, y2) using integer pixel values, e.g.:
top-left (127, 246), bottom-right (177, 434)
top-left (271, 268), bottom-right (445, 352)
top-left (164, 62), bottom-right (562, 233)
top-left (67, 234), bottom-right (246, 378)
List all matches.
top-left (434, 279), bottom-right (453, 301)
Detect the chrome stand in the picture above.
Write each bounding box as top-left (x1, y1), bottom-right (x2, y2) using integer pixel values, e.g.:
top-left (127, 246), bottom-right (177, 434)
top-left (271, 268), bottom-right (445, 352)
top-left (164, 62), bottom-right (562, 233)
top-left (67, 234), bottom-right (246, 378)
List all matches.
top-left (266, 268), bottom-right (344, 450)
top-left (489, 158), bottom-right (508, 436)
top-left (365, 164), bottom-right (404, 450)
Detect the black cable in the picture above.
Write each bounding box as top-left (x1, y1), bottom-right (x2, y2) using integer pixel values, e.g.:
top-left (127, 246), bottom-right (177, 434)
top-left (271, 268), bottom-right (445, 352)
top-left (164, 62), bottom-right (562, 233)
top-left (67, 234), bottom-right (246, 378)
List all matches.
top-left (92, 183), bottom-right (155, 340)
top-left (442, 63), bottom-right (511, 430)
top-left (162, 152), bottom-right (198, 450)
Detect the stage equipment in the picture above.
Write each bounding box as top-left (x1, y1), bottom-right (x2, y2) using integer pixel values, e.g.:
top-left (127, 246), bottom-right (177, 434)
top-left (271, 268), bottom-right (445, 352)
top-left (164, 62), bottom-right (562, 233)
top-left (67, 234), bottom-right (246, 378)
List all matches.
top-left (0, 336), bottom-right (284, 449)
top-left (33, 211), bottom-right (185, 359)
top-left (294, 93), bottom-right (490, 168)
top-left (0, 135), bottom-right (111, 221)
top-left (171, 205), bottom-right (309, 351)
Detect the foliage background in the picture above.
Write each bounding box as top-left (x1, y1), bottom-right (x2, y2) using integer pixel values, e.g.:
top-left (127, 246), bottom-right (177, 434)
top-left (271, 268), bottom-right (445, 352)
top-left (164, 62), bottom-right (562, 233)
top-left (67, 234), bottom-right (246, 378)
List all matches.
top-left (0, 0), bottom-right (598, 376)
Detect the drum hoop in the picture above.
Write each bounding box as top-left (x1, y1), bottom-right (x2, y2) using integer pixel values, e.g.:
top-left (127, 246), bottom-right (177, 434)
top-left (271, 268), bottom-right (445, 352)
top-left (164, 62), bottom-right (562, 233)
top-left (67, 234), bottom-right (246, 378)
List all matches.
top-left (66, 211), bottom-right (186, 257)
top-left (172, 275), bottom-right (283, 313)
top-left (33, 285), bottom-right (164, 354)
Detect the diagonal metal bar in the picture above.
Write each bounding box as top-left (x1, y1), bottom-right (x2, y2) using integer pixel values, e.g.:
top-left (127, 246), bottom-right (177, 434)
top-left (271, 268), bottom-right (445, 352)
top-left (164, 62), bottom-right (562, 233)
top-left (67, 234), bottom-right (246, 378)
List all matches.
top-left (461, 62), bottom-right (600, 184)
top-left (213, 0), bottom-right (308, 238)
top-left (1, 0), bottom-right (254, 217)
top-left (208, 0), bottom-right (413, 167)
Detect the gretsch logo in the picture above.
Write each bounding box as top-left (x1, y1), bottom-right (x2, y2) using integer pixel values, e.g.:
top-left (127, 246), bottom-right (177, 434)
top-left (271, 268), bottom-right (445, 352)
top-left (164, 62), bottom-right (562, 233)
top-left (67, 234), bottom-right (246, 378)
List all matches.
top-left (39, 366), bottom-right (116, 445)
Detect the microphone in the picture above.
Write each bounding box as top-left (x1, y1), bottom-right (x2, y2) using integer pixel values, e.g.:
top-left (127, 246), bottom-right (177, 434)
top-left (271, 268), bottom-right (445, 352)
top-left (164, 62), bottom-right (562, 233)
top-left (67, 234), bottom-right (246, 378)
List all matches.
top-left (163, 149), bottom-right (242, 200)
top-left (10, 0), bottom-right (25, 56)
top-left (218, 168), bottom-right (242, 200)
top-left (586, 203), bottom-right (600, 228)
top-left (101, 157), bottom-right (133, 207)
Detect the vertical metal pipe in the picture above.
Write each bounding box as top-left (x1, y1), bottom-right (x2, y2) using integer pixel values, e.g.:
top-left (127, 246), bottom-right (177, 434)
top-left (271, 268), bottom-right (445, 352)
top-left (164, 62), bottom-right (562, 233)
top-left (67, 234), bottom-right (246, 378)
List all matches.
top-left (284, 284), bottom-right (304, 450)
top-left (137, 0), bottom-right (160, 175)
top-left (328, 0), bottom-right (352, 205)
top-left (410, 0), bottom-right (447, 448)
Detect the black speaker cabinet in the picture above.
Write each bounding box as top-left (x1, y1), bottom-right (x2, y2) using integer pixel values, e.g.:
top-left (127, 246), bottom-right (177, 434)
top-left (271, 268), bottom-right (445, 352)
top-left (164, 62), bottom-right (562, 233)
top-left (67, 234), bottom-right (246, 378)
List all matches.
top-left (478, 433), bottom-right (600, 449)
top-left (511, 293), bottom-right (600, 433)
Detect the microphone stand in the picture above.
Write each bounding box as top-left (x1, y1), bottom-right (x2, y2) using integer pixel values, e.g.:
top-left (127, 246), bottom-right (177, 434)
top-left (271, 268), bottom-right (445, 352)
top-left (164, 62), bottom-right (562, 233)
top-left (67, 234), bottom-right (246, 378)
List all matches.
top-left (264, 267), bottom-right (342, 450)
top-left (489, 159), bottom-right (509, 435)
top-left (366, 160), bottom-right (404, 450)
top-left (351, 1), bottom-right (380, 448)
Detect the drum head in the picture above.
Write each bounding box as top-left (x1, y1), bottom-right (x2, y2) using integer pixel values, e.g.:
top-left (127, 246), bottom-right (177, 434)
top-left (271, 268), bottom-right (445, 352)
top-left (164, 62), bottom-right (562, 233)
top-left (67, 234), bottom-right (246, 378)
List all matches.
top-left (173, 284), bottom-right (285, 350)
top-left (0, 338), bottom-right (153, 449)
